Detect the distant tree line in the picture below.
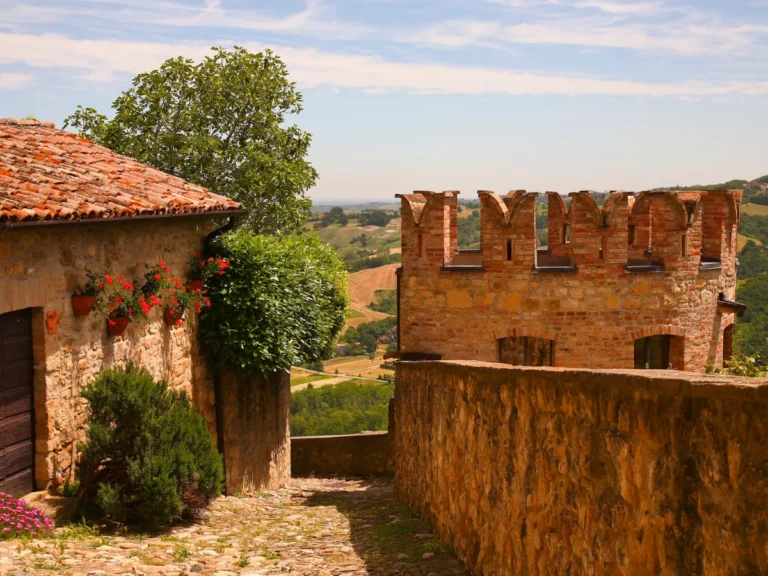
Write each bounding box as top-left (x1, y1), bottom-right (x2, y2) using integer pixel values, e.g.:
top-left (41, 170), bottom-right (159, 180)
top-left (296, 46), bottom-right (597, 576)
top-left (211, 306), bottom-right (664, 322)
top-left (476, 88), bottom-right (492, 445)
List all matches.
top-left (313, 207), bottom-right (395, 228)
top-left (341, 317), bottom-right (397, 355)
top-left (290, 380), bottom-right (394, 436)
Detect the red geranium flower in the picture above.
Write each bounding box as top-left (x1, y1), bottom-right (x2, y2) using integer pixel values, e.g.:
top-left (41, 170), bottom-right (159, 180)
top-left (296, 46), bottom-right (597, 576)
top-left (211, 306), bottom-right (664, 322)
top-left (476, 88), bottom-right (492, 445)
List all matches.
top-left (108, 319), bottom-right (116, 326)
top-left (105, 275), bottom-right (113, 284)
top-left (159, 260), bottom-right (166, 267)
top-left (154, 273), bottom-right (161, 281)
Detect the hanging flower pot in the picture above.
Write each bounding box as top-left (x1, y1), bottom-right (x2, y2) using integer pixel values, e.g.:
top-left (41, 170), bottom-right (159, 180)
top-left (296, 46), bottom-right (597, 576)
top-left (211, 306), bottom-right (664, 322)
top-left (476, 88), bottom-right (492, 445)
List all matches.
top-left (107, 317), bottom-right (129, 337)
top-left (164, 308), bottom-right (184, 326)
top-left (72, 295), bottom-right (97, 317)
top-left (187, 279), bottom-right (204, 292)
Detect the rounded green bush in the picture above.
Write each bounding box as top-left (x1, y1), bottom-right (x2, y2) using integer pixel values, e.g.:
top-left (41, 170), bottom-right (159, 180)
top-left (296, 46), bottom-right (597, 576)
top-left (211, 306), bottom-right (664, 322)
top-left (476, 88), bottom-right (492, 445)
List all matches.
top-left (200, 230), bottom-right (348, 376)
top-left (78, 364), bottom-right (223, 527)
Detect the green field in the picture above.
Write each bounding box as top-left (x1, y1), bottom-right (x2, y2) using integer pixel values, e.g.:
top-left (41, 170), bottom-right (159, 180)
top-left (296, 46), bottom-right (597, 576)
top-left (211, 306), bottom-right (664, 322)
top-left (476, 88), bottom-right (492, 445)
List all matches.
top-left (345, 308), bottom-right (364, 319)
top-left (290, 374), bottom-right (332, 387)
top-left (742, 203), bottom-right (768, 216)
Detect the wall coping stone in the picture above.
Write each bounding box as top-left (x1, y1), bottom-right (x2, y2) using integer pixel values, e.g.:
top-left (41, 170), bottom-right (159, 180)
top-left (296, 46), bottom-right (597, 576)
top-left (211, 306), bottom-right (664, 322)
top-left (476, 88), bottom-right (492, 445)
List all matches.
top-left (397, 360), bottom-right (768, 402)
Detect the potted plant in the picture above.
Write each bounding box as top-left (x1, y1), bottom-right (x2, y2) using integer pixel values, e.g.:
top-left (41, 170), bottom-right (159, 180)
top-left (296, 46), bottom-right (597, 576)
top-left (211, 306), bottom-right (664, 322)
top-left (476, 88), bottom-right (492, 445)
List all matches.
top-left (188, 253), bottom-right (229, 292)
top-left (140, 261), bottom-right (209, 327)
top-left (99, 274), bottom-right (146, 337)
top-left (72, 272), bottom-right (105, 316)
top-left (163, 288), bottom-right (196, 327)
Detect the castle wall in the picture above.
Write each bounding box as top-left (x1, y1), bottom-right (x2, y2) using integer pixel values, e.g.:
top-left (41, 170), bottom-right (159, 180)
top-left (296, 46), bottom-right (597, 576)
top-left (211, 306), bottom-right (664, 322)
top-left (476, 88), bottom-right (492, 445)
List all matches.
top-left (394, 361), bottom-right (768, 575)
top-left (397, 189), bottom-right (740, 372)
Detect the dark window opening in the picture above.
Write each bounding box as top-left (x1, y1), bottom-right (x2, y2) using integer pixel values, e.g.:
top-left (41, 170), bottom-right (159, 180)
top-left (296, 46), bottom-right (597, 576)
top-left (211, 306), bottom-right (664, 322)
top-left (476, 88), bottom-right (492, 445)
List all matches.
top-left (417, 234), bottom-right (423, 257)
top-left (628, 225), bottom-right (635, 245)
top-left (499, 336), bottom-right (554, 367)
top-left (563, 225), bottom-right (572, 244)
top-left (506, 239), bottom-right (513, 261)
top-left (681, 234), bottom-right (688, 257)
top-left (598, 236), bottom-right (605, 260)
top-left (634, 335), bottom-right (671, 369)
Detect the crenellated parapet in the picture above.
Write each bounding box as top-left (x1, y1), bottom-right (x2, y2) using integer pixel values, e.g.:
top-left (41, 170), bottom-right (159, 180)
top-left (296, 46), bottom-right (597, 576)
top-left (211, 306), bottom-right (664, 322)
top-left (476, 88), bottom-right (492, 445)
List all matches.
top-left (396, 187), bottom-right (743, 373)
top-left (397, 188), bottom-right (742, 276)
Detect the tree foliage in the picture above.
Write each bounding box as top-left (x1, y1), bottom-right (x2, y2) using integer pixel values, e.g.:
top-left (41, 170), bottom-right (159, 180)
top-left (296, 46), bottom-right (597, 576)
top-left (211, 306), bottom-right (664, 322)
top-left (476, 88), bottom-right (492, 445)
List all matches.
top-left (735, 272), bottom-right (768, 362)
top-left (342, 317), bottom-right (397, 354)
top-left (78, 364), bottom-right (223, 527)
top-left (290, 380), bottom-right (394, 436)
top-left (199, 230), bottom-right (348, 376)
top-left (64, 47), bottom-right (316, 235)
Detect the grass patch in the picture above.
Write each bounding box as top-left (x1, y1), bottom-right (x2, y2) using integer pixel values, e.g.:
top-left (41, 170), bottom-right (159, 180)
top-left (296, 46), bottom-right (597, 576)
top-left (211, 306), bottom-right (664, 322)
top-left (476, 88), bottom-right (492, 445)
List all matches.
top-left (739, 233), bottom-right (763, 251)
top-left (290, 374), bottom-right (332, 387)
top-left (345, 308), bottom-right (365, 320)
top-left (742, 203), bottom-right (768, 216)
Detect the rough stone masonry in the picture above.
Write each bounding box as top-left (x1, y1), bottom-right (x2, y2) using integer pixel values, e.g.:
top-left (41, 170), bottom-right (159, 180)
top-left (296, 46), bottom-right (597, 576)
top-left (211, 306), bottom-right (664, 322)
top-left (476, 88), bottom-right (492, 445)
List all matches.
top-left (394, 361), bottom-right (768, 575)
top-left (396, 189), bottom-right (741, 371)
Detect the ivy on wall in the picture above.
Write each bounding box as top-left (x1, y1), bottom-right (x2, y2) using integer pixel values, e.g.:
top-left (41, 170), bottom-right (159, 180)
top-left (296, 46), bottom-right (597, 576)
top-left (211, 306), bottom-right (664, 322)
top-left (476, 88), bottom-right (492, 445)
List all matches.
top-left (199, 230), bottom-right (348, 376)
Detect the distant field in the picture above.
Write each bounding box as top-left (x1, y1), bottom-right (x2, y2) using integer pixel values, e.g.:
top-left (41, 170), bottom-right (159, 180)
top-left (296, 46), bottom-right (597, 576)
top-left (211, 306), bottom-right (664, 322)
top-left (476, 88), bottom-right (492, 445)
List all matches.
top-left (738, 234), bottom-right (763, 251)
top-left (742, 203), bottom-right (768, 216)
top-left (290, 374), bottom-right (332, 387)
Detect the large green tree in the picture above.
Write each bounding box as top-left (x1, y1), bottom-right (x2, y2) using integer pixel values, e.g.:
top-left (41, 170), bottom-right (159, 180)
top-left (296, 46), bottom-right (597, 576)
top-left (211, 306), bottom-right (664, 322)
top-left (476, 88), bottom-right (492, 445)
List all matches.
top-left (65, 47), bottom-right (316, 234)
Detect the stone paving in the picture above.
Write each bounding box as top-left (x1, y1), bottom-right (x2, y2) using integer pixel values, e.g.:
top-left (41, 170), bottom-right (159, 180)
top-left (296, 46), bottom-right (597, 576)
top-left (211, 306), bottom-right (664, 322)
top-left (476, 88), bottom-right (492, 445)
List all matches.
top-left (0, 477), bottom-right (469, 576)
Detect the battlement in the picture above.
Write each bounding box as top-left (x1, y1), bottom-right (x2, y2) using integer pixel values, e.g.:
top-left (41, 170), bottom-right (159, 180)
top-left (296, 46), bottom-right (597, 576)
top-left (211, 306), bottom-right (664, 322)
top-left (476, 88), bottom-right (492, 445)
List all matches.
top-left (396, 188), bottom-right (742, 373)
top-left (398, 189), bottom-right (742, 276)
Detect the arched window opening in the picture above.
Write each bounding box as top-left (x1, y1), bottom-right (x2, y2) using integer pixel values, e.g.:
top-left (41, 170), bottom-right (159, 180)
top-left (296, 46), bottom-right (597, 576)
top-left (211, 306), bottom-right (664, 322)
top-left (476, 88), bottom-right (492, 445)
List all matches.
top-left (499, 336), bottom-right (554, 367)
top-left (634, 335), bottom-right (683, 370)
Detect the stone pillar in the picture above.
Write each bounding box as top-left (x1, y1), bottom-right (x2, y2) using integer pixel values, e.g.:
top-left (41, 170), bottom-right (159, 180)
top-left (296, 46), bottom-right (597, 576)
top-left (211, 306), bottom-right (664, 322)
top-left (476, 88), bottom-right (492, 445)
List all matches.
top-left (219, 369), bottom-right (290, 494)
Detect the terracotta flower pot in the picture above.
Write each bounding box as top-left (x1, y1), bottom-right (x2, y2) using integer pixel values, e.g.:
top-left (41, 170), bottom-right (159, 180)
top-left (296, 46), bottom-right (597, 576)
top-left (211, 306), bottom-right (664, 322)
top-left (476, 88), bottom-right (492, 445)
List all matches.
top-left (164, 308), bottom-right (184, 326)
top-left (72, 295), bottom-right (96, 317)
top-left (107, 317), bottom-right (129, 337)
top-left (188, 279), bottom-right (204, 292)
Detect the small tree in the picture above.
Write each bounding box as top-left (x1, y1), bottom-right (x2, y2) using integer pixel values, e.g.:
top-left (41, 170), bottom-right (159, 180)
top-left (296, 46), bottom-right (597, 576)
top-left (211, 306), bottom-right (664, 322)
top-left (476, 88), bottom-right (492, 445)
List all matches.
top-left (64, 47), bottom-right (316, 235)
top-left (78, 364), bottom-right (223, 527)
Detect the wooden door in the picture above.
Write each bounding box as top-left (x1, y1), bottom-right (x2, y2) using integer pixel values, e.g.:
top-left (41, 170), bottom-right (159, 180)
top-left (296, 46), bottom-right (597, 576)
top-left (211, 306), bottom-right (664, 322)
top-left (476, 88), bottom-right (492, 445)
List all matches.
top-left (0, 309), bottom-right (35, 496)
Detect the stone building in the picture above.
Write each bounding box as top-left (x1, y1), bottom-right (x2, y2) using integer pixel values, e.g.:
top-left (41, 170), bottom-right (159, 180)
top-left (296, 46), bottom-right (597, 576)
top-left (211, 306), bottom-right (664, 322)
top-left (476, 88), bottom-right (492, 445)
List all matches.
top-left (396, 188), bottom-right (744, 371)
top-left (0, 119), bottom-right (289, 497)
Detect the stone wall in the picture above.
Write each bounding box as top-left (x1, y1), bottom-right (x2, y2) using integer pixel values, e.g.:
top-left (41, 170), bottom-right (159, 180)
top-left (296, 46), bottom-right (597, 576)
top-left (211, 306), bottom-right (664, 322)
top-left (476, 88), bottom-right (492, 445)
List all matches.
top-left (219, 370), bottom-right (291, 494)
top-left (397, 190), bottom-right (740, 371)
top-left (291, 432), bottom-right (392, 477)
top-left (394, 361), bottom-right (768, 575)
top-left (0, 218), bottom-right (217, 488)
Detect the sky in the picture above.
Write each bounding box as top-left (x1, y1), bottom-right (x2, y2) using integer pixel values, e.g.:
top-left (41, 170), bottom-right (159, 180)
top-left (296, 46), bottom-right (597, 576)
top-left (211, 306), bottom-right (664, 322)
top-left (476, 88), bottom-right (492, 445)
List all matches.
top-left (1, 0), bottom-right (767, 202)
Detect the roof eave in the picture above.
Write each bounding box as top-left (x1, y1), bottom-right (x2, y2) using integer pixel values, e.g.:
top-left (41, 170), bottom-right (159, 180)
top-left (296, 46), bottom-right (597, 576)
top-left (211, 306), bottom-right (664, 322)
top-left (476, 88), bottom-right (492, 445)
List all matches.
top-left (0, 208), bottom-right (247, 230)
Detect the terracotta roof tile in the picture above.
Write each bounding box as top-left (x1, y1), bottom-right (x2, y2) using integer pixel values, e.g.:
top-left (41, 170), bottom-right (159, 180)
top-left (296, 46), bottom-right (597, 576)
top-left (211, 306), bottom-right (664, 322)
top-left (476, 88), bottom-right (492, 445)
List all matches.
top-left (0, 118), bottom-right (243, 223)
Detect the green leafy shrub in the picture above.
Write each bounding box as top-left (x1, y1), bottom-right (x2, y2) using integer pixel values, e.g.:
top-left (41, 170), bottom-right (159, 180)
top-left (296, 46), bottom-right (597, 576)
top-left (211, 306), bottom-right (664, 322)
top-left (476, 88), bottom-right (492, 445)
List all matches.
top-left (706, 354), bottom-right (767, 377)
top-left (199, 230), bottom-right (348, 376)
top-left (78, 364), bottom-right (223, 527)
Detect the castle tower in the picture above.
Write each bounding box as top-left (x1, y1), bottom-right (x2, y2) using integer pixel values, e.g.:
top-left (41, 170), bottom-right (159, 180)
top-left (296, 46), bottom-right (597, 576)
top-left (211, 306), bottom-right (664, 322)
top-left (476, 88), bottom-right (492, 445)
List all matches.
top-left (397, 189), bottom-right (743, 372)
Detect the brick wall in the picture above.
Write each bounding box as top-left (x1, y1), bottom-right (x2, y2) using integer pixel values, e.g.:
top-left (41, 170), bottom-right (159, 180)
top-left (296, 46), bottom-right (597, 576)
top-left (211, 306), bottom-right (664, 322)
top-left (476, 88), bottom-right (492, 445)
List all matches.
top-left (394, 361), bottom-right (768, 575)
top-left (397, 189), bottom-right (740, 371)
top-left (0, 218), bottom-right (217, 488)
top-left (291, 432), bottom-right (392, 477)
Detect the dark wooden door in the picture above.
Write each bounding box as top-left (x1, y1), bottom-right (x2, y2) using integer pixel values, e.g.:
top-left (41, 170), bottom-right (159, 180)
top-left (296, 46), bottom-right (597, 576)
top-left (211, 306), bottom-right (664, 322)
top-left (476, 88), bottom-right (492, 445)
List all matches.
top-left (0, 309), bottom-right (35, 496)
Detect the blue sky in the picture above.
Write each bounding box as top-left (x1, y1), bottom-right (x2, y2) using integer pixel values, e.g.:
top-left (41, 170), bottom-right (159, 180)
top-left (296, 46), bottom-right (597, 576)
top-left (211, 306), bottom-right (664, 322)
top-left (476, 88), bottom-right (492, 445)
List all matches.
top-left (1, 0), bottom-right (767, 201)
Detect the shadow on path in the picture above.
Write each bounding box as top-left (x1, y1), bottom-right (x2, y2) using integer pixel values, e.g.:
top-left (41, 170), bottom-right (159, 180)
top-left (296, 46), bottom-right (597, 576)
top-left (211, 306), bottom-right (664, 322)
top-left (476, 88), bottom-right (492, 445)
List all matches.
top-left (302, 478), bottom-right (469, 576)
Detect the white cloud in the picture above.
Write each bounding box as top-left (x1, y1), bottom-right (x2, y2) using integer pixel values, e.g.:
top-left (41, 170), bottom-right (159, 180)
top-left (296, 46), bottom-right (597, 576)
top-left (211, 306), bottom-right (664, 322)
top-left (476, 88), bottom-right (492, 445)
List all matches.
top-left (0, 0), bottom-right (373, 41)
top-left (405, 18), bottom-right (757, 56)
top-left (1, 32), bottom-right (767, 97)
top-left (0, 73), bottom-right (33, 91)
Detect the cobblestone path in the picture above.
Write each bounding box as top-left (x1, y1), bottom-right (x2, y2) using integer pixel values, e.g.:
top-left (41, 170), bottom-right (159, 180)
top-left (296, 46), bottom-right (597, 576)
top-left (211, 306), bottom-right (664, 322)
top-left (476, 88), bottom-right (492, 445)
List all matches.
top-left (0, 477), bottom-right (469, 576)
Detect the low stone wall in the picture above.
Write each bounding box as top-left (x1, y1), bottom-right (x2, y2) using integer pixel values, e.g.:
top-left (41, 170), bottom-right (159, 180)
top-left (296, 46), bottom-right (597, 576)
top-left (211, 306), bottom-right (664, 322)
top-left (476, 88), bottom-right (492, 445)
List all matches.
top-left (394, 361), bottom-right (768, 575)
top-left (291, 432), bottom-right (392, 477)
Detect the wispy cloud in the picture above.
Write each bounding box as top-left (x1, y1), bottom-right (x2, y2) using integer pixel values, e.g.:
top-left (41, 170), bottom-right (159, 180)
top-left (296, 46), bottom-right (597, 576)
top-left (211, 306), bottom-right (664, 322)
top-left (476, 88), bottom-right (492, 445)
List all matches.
top-left (404, 18), bottom-right (759, 55)
top-left (0, 73), bottom-right (33, 91)
top-left (1, 32), bottom-right (767, 97)
top-left (0, 0), bottom-right (374, 41)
